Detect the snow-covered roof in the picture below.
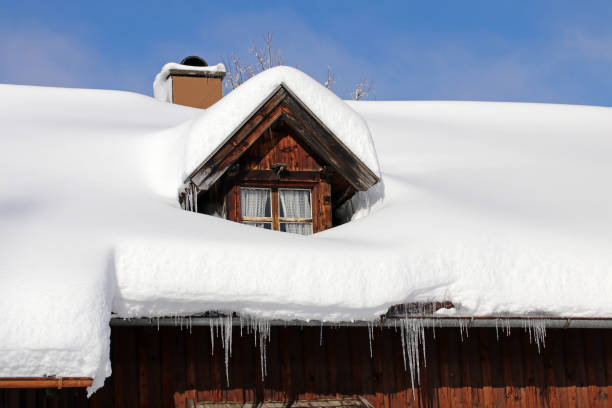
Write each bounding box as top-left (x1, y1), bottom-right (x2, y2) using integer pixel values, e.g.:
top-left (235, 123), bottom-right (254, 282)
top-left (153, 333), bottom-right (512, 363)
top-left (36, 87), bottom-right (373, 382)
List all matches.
top-left (2, 69), bottom-right (612, 393)
top-left (181, 66), bottom-right (380, 181)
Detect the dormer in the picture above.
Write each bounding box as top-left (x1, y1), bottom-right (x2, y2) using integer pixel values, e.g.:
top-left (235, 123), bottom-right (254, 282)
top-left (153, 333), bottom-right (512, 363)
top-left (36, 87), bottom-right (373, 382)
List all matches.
top-left (178, 68), bottom-right (380, 235)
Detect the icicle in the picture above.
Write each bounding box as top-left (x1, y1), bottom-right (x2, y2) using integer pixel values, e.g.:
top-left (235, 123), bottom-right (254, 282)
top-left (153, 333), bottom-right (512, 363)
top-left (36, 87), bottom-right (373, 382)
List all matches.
top-left (223, 316), bottom-right (233, 386)
top-left (458, 318), bottom-right (469, 342)
top-left (209, 319), bottom-right (215, 355)
top-left (367, 322), bottom-right (374, 358)
top-left (319, 322), bottom-right (323, 347)
top-left (522, 318), bottom-right (548, 353)
top-left (398, 317), bottom-right (425, 394)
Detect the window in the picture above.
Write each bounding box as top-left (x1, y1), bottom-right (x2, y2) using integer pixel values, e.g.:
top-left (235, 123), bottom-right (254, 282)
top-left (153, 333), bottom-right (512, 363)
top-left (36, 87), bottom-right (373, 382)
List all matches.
top-left (240, 187), bottom-right (272, 230)
top-left (240, 187), bottom-right (313, 235)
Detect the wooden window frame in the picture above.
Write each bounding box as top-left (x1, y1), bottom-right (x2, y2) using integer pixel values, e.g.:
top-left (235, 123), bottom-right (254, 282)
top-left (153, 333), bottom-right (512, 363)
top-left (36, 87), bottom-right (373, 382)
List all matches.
top-left (234, 180), bottom-right (322, 234)
top-left (239, 187), bottom-right (274, 228)
top-left (238, 184), bottom-right (316, 233)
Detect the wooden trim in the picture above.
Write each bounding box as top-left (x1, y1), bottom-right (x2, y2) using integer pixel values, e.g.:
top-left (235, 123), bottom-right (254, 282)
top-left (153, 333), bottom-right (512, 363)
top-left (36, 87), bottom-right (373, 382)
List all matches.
top-left (0, 377), bottom-right (93, 389)
top-left (278, 218), bottom-right (313, 223)
top-left (168, 69), bottom-right (226, 79)
top-left (190, 87), bottom-right (288, 189)
top-left (279, 93), bottom-right (379, 191)
top-left (188, 85), bottom-right (378, 193)
top-left (271, 189), bottom-right (280, 231)
top-left (242, 217), bottom-right (274, 223)
top-left (239, 170), bottom-right (321, 183)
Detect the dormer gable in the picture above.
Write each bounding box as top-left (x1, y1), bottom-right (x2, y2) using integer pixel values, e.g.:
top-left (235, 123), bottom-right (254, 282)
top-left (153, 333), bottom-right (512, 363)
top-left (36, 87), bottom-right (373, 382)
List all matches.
top-left (179, 68), bottom-right (380, 234)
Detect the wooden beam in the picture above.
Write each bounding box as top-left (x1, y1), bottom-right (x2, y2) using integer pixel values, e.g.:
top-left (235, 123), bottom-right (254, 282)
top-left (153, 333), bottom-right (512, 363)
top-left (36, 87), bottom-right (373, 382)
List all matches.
top-left (280, 97), bottom-right (378, 191)
top-left (0, 377), bottom-right (93, 389)
top-left (239, 169), bottom-right (321, 183)
top-left (190, 86), bottom-right (288, 189)
top-left (187, 84), bottom-right (379, 194)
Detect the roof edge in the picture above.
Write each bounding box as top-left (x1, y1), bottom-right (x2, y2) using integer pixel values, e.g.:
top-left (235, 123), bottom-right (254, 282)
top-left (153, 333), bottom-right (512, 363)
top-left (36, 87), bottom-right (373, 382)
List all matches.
top-left (110, 316), bottom-right (612, 329)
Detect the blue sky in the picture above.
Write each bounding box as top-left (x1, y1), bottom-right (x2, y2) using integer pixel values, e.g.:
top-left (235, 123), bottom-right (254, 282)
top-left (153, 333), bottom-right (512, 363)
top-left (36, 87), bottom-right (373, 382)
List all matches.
top-left (1, 1), bottom-right (611, 106)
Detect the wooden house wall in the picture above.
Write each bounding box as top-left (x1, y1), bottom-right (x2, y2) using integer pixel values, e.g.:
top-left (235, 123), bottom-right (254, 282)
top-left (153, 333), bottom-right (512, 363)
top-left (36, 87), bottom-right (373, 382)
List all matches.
top-left (3, 326), bottom-right (612, 408)
top-left (199, 123), bottom-right (334, 232)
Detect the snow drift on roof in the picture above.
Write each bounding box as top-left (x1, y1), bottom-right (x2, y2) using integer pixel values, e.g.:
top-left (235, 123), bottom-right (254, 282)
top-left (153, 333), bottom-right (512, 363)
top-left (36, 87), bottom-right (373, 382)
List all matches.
top-left (2, 79), bottom-right (612, 393)
top-left (180, 66), bottom-right (381, 180)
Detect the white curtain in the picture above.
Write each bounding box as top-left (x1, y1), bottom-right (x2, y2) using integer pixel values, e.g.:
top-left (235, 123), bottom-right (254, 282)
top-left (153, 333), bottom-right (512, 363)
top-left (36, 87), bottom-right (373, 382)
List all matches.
top-left (279, 189), bottom-right (311, 219)
top-left (241, 188), bottom-right (270, 218)
top-left (281, 223), bottom-right (312, 235)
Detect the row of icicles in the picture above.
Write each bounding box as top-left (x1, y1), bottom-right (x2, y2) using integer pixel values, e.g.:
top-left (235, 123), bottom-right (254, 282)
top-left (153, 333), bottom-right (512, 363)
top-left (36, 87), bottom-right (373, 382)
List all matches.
top-left (160, 313), bottom-right (549, 393)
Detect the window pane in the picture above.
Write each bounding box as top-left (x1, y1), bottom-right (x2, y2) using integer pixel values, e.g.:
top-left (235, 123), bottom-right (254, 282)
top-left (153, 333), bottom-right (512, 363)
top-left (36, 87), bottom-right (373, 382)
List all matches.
top-left (243, 222), bottom-right (272, 230)
top-left (280, 222), bottom-right (312, 235)
top-left (240, 188), bottom-right (271, 218)
top-left (279, 189), bottom-right (311, 219)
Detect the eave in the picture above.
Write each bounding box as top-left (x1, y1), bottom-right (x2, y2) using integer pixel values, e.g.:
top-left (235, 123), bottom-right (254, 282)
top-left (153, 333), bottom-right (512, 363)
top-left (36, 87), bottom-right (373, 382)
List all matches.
top-left (110, 316), bottom-right (612, 329)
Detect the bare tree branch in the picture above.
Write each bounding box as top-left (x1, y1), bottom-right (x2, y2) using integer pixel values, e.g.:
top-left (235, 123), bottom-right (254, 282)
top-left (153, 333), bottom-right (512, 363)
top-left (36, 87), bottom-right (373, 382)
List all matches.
top-left (351, 79), bottom-right (374, 101)
top-left (222, 32), bottom-right (375, 101)
top-left (324, 66), bottom-right (336, 90)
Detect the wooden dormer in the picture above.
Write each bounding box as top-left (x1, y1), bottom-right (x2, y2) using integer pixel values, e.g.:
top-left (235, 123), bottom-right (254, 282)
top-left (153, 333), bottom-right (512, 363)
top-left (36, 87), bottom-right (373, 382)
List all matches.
top-left (180, 85), bottom-right (379, 235)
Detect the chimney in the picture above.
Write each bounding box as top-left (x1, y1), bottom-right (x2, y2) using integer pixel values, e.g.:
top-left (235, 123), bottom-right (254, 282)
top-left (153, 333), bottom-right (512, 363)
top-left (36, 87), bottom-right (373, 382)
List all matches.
top-left (154, 56), bottom-right (226, 109)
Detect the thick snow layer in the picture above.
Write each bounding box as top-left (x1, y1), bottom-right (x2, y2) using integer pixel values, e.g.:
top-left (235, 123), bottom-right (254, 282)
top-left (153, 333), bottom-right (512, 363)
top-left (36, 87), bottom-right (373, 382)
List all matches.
top-left (153, 62), bottom-right (226, 103)
top-left (180, 66), bottom-right (381, 179)
top-left (2, 77), bottom-right (612, 393)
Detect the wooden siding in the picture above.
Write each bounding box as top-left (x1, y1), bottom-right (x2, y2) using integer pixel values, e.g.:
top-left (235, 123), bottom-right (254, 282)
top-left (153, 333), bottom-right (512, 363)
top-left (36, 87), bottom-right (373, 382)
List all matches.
top-left (239, 127), bottom-right (322, 172)
top-left (2, 327), bottom-right (612, 408)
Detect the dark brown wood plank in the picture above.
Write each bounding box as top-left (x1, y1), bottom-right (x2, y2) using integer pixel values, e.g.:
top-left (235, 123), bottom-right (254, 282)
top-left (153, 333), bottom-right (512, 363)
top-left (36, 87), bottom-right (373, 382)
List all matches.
top-left (488, 327), bottom-right (507, 407)
top-left (436, 328), bottom-right (452, 408)
top-left (566, 329), bottom-right (589, 407)
top-left (302, 326), bottom-right (318, 400)
top-left (279, 327), bottom-right (293, 402)
top-left (208, 326), bottom-right (224, 403)
top-left (230, 327), bottom-right (245, 402)
top-left (238, 328), bottom-right (256, 403)
top-left (289, 327), bottom-right (306, 401)
top-left (602, 330), bottom-right (612, 408)
top-left (583, 329), bottom-right (607, 408)
top-left (335, 327), bottom-right (352, 398)
top-left (510, 332), bottom-right (527, 407)
top-left (478, 328), bottom-right (495, 407)
top-left (184, 328), bottom-right (198, 393)
top-left (447, 329), bottom-right (465, 408)
top-left (22, 388), bottom-right (36, 408)
top-left (562, 330), bottom-right (579, 407)
top-left (390, 327), bottom-right (413, 407)
top-left (112, 327), bottom-right (139, 408)
top-left (542, 329), bottom-right (560, 408)
top-left (550, 330), bottom-right (570, 408)
top-left (161, 327), bottom-right (186, 408)
top-left (425, 328), bottom-right (442, 408)
top-left (139, 327), bottom-right (162, 408)
top-left (521, 329), bottom-right (540, 408)
top-left (252, 329), bottom-right (265, 403)
top-left (193, 326), bottom-right (213, 403)
top-left (369, 327), bottom-right (385, 408)
top-left (347, 327), bottom-right (364, 399)
top-left (457, 328), bottom-right (477, 408)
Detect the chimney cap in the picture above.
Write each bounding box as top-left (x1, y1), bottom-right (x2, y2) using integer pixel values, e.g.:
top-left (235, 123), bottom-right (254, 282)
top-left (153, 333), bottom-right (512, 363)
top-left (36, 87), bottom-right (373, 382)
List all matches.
top-left (180, 56), bottom-right (208, 67)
